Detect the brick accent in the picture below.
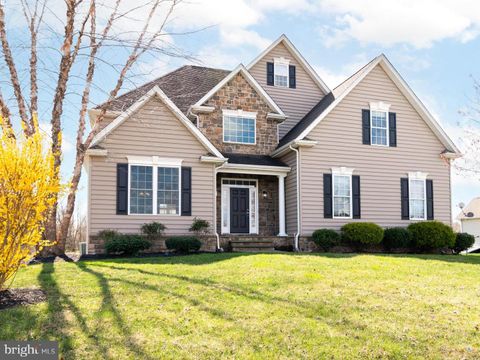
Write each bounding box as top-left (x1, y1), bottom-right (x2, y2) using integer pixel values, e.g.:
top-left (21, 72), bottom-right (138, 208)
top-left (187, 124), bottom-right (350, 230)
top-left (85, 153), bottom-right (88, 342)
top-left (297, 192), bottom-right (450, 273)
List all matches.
top-left (198, 73), bottom-right (282, 155)
top-left (216, 173), bottom-right (279, 236)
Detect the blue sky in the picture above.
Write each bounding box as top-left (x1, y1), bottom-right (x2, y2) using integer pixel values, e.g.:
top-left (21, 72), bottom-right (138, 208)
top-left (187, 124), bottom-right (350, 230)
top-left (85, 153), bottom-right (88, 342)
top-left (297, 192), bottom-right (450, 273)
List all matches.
top-left (4, 0), bottom-right (480, 221)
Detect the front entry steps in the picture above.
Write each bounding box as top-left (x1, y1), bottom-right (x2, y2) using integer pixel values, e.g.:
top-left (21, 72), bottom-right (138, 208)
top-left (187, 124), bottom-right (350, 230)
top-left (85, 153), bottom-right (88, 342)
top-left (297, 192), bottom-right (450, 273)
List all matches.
top-left (230, 239), bottom-right (275, 252)
top-left (221, 236), bottom-right (279, 252)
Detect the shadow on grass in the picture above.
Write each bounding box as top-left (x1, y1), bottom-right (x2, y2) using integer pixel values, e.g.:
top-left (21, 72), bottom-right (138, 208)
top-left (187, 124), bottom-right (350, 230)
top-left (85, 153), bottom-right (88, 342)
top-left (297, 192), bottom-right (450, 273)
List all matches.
top-left (37, 262), bottom-right (157, 360)
top-left (97, 252), bottom-right (254, 266)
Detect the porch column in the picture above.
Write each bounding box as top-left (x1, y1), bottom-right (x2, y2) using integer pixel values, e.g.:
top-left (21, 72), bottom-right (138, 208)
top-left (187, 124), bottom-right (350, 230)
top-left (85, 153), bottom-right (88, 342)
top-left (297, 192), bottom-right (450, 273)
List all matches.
top-left (277, 174), bottom-right (287, 236)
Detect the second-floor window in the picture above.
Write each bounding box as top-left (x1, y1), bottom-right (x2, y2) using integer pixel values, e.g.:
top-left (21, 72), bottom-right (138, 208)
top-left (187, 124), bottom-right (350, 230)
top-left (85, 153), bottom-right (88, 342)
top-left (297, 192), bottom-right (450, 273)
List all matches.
top-left (274, 58), bottom-right (289, 87)
top-left (223, 110), bottom-right (256, 145)
top-left (371, 110), bottom-right (388, 146)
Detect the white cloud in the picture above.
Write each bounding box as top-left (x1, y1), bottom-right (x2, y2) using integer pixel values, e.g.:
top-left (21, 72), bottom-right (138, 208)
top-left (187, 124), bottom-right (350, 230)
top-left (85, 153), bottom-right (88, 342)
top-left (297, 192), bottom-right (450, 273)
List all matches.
top-left (39, 121), bottom-right (74, 154)
top-left (318, 0), bottom-right (480, 48)
top-left (314, 53), bottom-right (369, 88)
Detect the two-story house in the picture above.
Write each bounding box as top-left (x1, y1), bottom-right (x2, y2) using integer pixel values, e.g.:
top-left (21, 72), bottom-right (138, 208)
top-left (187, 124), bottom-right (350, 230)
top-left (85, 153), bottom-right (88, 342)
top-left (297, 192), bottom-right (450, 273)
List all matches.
top-left (85, 35), bottom-right (460, 253)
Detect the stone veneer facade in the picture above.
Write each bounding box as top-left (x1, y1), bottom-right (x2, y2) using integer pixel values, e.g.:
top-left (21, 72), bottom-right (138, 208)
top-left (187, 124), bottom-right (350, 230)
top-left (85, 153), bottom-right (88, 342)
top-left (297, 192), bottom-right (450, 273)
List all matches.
top-left (198, 73), bottom-right (283, 155)
top-left (216, 173), bottom-right (279, 236)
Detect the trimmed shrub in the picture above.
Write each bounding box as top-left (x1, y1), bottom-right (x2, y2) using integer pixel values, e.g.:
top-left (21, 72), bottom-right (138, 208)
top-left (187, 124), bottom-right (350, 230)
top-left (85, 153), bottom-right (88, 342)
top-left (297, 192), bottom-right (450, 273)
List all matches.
top-left (189, 218), bottom-right (211, 235)
top-left (408, 221), bottom-right (455, 250)
top-left (383, 227), bottom-right (411, 250)
top-left (453, 232), bottom-right (475, 253)
top-left (312, 229), bottom-right (340, 251)
top-left (105, 235), bottom-right (151, 256)
top-left (98, 229), bottom-right (120, 241)
top-left (141, 222), bottom-right (166, 238)
top-left (341, 222), bottom-right (384, 248)
top-left (165, 236), bottom-right (202, 253)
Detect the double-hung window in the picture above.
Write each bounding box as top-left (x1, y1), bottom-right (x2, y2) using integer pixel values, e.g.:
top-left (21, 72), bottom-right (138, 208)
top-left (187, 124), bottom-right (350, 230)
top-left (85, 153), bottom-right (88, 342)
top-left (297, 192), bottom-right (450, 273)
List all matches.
top-left (223, 110), bottom-right (256, 145)
top-left (128, 156), bottom-right (181, 215)
top-left (409, 172), bottom-right (426, 220)
top-left (332, 168), bottom-right (353, 218)
top-left (370, 102), bottom-right (390, 146)
top-left (274, 58), bottom-right (289, 87)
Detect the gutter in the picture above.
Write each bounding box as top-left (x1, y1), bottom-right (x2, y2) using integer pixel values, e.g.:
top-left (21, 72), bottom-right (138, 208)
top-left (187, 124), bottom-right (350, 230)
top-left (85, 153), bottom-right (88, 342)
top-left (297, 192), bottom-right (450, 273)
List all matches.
top-left (272, 139), bottom-right (317, 158)
top-left (289, 145), bottom-right (301, 252)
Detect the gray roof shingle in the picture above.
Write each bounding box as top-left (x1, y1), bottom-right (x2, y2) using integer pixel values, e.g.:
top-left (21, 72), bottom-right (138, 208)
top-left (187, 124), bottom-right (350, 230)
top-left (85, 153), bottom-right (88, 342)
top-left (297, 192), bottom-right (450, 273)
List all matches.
top-left (100, 65), bottom-right (230, 114)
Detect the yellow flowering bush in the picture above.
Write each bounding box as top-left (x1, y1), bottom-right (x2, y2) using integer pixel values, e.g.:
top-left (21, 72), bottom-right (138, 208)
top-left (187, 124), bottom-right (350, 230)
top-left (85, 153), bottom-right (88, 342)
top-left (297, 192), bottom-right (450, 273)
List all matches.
top-left (0, 117), bottom-right (61, 291)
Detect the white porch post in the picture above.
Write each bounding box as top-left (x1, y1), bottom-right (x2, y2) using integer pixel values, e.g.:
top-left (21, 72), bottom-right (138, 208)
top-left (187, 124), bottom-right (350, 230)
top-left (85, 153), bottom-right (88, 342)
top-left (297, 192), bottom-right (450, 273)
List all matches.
top-left (277, 174), bottom-right (287, 236)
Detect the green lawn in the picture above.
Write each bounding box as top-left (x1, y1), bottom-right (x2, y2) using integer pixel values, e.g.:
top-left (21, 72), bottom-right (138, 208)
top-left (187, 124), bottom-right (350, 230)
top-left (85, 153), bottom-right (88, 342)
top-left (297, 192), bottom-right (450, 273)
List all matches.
top-left (1, 253), bottom-right (480, 359)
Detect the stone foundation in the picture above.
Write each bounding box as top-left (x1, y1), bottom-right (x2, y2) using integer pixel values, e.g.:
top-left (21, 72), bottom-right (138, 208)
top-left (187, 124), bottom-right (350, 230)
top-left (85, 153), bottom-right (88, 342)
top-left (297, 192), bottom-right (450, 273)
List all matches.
top-left (87, 234), bottom-right (219, 255)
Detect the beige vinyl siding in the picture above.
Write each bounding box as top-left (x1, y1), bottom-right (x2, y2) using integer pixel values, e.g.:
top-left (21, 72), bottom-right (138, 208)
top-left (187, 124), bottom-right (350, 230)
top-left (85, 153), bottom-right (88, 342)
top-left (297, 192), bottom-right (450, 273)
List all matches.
top-left (249, 42), bottom-right (326, 138)
top-left (88, 96), bottom-right (215, 236)
top-left (281, 150), bottom-right (298, 234)
top-left (299, 64), bottom-right (451, 234)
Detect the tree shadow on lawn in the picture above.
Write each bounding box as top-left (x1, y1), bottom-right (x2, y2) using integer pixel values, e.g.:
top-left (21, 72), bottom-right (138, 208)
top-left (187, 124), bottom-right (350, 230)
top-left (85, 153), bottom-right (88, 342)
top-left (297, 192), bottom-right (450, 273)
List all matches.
top-left (100, 251), bottom-right (255, 266)
top-left (36, 262), bottom-right (157, 360)
top-left (97, 251), bottom-right (480, 267)
top-left (90, 262), bottom-right (345, 323)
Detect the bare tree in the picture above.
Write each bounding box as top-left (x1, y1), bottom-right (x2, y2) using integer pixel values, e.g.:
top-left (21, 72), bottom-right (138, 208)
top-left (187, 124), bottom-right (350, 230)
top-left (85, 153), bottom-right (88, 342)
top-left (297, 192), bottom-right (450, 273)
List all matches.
top-left (0, 0), bottom-right (194, 255)
top-left (455, 78), bottom-right (480, 177)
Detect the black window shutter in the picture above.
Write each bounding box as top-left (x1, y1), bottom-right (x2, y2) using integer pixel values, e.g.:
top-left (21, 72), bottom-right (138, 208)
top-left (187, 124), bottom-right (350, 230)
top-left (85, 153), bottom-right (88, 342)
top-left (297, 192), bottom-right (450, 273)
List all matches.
top-left (323, 174), bottom-right (333, 218)
top-left (352, 175), bottom-right (361, 219)
top-left (266, 62), bottom-right (274, 86)
top-left (400, 178), bottom-right (409, 220)
top-left (389, 112), bottom-right (397, 147)
top-left (426, 179), bottom-right (434, 220)
top-left (289, 65), bottom-right (296, 88)
top-left (181, 167), bottom-right (192, 216)
top-left (362, 109), bottom-right (371, 145)
top-left (116, 163), bottom-right (128, 215)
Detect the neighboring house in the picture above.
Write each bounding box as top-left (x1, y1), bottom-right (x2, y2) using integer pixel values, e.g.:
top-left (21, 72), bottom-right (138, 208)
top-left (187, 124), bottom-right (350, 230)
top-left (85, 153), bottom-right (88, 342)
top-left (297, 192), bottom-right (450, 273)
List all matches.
top-left (85, 34), bottom-right (461, 254)
top-left (457, 198), bottom-right (480, 252)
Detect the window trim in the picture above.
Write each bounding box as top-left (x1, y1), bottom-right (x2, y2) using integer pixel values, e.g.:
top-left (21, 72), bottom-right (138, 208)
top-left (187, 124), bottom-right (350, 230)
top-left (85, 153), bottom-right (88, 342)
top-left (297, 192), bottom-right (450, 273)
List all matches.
top-left (222, 109), bottom-right (257, 145)
top-left (408, 171), bottom-right (427, 221)
top-left (274, 57), bottom-right (289, 88)
top-left (332, 167), bottom-right (354, 219)
top-left (126, 156), bottom-right (182, 216)
top-left (369, 102), bottom-right (390, 147)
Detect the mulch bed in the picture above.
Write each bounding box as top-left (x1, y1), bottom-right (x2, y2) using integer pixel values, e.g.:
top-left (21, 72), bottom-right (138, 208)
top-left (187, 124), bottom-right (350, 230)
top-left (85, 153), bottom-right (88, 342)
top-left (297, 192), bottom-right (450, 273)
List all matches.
top-left (0, 288), bottom-right (46, 310)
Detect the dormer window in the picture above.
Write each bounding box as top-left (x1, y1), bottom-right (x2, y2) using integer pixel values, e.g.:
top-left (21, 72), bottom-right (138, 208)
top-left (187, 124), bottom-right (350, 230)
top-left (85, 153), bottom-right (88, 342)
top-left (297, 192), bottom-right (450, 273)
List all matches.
top-left (274, 58), bottom-right (289, 87)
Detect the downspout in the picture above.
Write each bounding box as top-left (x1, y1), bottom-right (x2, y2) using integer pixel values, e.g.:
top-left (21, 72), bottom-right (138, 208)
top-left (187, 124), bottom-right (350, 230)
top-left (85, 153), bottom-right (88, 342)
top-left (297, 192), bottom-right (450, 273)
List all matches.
top-left (289, 145), bottom-right (301, 252)
top-left (213, 161), bottom-right (226, 252)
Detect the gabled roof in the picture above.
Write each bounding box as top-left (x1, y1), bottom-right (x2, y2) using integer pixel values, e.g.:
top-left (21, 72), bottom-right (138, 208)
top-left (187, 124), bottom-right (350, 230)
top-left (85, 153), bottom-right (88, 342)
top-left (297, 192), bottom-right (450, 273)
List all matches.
top-left (192, 64), bottom-right (286, 117)
top-left (97, 65), bottom-right (230, 114)
top-left (247, 34), bottom-right (331, 95)
top-left (457, 198), bottom-right (480, 220)
top-left (275, 54), bottom-right (461, 155)
top-left (90, 85), bottom-right (225, 158)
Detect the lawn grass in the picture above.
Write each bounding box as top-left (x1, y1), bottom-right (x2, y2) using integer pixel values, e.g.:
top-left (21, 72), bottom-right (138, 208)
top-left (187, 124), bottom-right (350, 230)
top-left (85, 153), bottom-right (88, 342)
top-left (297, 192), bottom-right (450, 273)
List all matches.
top-left (1, 253), bottom-right (480, 359)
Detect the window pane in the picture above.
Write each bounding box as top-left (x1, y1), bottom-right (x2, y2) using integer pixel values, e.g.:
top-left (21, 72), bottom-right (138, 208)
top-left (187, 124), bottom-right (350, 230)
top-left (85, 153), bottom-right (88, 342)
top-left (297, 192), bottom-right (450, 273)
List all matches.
top-left (158, 167), bottom-right (179, 215)
top-left (410, 199), bottom-right (425, 219)
top-left (334, 197), bottom-right (351, 217)
top-left (410, 180), bottom-right (425, 199)
top-left (371, 111), bottom-right (388, 145)
top-left (130, 166), bottom-right (153, 214)
top-left (333, 175), bottom-right (351, 217)
top-left (223, 116), bottom-right (255, 144)
top-left (274, 63), bottom-right (288, 87)
top-left (334, 175), bottom-right (350, 196)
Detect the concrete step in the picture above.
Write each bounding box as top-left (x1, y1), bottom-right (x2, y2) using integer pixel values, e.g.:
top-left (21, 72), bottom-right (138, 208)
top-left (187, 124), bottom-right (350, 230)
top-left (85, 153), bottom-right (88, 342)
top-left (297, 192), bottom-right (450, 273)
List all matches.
top-left (231, 246), bottom-right (275, 253)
